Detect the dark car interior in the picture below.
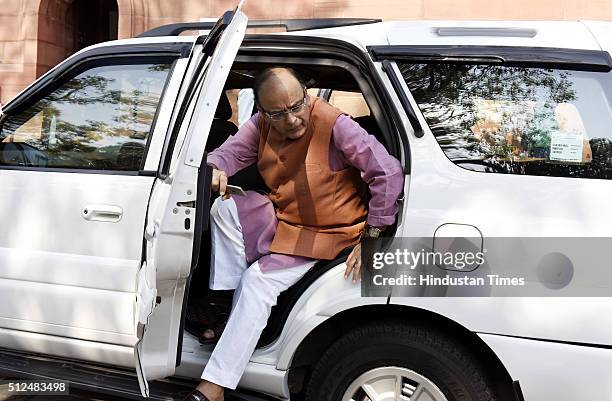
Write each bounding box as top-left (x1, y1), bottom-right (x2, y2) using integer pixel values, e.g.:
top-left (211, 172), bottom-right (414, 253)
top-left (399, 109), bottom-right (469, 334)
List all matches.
top-left (185, 61), bottom-right (397, 348)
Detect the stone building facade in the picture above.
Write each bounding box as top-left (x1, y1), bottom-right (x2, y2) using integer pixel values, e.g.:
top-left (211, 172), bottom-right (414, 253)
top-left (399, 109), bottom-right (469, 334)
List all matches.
top-left (0, 0), bottom-right (611, 105)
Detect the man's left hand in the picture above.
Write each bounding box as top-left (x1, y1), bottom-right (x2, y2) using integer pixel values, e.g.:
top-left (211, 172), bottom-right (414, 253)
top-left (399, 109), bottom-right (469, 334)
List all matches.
top-left (345, 243), bottom-right (362, 284)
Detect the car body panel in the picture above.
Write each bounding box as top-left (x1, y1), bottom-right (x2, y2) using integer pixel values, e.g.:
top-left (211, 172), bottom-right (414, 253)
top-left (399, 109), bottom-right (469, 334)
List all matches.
top-left (0, 170), bottom-right (151, 344)
top-left (272, 266), bottom-right (389, 371)
top-left (479, 333), bottom-right (612, 400)
top-left (582, 20), bottom-right (612, 54)
top-left (383, 20), bottom-right (601, 49)
top-left (277, 20), bottom-right (604, 52)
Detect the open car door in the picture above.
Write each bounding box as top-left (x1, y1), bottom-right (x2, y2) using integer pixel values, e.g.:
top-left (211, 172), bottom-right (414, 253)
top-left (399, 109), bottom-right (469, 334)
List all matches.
top-left (134, 4), bottom-right (248, 397)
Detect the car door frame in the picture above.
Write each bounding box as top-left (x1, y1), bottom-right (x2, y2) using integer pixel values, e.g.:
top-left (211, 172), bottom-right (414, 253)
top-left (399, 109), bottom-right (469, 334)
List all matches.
top-left (167, 34), bottom-right (413, 398)
top-left (135, 8), bottom-right (248, 396)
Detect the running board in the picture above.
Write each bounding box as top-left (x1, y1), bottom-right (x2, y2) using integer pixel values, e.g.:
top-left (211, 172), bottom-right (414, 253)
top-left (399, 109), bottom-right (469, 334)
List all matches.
top-left (0, 349), bottom-right (274, 401)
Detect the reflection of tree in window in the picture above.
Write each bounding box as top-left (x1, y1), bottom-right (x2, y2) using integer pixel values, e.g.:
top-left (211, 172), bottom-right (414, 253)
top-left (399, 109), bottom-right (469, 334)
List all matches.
top-left (401, 64), bottom-right (575, 155)
top-left (399, 62), bottom-right (612, 179)
top-left (589, 138), bottom-right (612, 176)
top-left (0, 63), bottom-right (171, 170)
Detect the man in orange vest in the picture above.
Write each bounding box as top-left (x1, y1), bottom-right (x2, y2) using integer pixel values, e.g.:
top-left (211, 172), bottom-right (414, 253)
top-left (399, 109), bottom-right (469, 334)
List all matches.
top-left (185, 67), bottom-right (403, 401)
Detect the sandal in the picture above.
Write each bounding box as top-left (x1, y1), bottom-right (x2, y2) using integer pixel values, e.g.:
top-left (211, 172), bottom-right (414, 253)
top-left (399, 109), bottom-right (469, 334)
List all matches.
top-left (198, 311), bottom-right (230, 345)
top-left (185, 292), bottom-right (233, 343)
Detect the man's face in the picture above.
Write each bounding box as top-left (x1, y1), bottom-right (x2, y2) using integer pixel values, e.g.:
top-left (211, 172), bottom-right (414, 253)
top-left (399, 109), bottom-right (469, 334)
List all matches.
top-left (257, 70), bottom-right (310, 140)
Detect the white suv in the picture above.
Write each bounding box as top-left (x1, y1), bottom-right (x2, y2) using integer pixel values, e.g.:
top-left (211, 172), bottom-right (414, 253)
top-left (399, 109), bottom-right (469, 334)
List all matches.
top-left (0, 6), bottom-right (611, 401)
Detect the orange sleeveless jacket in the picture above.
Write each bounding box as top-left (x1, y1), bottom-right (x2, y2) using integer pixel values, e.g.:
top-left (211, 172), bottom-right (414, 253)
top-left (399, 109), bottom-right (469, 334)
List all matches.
top-left (257, 97), bottom-right (368, 260)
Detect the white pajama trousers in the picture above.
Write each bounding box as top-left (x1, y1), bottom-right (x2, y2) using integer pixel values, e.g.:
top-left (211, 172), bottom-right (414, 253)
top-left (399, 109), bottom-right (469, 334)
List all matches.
top-left (200, 197), bottom-right (316, 389)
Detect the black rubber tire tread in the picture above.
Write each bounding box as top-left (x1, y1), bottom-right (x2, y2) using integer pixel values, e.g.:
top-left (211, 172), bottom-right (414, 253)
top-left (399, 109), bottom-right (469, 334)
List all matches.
top-left (305, 321), bottom-right (496, 401)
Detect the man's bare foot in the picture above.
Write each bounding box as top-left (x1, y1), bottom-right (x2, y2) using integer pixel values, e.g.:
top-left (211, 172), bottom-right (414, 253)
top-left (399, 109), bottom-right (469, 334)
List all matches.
top-left (196, 380), bottom-right (224, 401)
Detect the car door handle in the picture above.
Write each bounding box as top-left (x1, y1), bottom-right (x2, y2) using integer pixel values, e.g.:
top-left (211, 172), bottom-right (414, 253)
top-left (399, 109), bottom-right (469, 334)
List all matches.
top-left (82, 204), bottom-right (123, 222)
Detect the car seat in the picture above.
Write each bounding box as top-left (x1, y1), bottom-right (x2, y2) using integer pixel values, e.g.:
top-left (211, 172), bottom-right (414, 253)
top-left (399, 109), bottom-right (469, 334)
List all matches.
top-left (205, 92), bottom-right (238, 152)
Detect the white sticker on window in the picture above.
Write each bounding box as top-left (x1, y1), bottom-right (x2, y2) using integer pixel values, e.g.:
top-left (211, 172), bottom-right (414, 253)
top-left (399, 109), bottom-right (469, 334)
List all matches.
top-left (550, 132), bottom-right (584, 162)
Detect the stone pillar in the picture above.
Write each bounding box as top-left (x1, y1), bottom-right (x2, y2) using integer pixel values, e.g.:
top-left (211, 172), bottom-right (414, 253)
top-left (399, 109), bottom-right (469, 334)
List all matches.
top-left (117, 0), bottom-right (146, 39)
top-left (35, 0), bottom-right (75, 76)
top-left (0, 0), bottom-right (37, 105)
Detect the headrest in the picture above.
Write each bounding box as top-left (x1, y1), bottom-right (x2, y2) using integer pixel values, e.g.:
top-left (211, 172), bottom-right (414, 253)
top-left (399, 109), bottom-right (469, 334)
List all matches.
top-left (215, 92), bottom-right (232, 121)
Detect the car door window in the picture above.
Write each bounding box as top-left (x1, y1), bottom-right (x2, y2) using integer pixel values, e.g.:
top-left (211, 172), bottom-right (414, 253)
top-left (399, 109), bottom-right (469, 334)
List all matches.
top-left (398, 62), bottom-right (612, 179)
top-left (0, 59), bottom-right (174, 171)
top-left (328, 90), bottom-right (370, 118)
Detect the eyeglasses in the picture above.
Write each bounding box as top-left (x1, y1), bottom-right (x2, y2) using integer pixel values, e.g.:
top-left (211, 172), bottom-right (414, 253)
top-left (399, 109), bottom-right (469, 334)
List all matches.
top-left (261, 92), bottom-right (309, 121)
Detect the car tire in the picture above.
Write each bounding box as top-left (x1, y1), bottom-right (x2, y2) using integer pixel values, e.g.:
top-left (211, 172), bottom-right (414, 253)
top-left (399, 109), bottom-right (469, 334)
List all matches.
top-left (305, 321), bottom-right (496, 401)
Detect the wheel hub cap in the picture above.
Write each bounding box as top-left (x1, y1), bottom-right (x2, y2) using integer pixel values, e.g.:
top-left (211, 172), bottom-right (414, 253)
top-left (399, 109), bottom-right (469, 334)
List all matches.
top-left (342, 366), bottom-right (448, 401)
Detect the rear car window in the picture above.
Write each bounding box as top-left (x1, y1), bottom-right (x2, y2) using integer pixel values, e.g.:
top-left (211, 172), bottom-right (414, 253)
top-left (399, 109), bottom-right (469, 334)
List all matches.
top-left (398, 62), bottom-right (612, 179)
top-left (328, 90), bottom-right (370, 118)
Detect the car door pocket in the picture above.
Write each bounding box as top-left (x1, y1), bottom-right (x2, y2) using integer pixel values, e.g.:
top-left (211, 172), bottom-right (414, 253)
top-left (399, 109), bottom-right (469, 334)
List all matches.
top-left (82, 204), bottom-right (123, 222)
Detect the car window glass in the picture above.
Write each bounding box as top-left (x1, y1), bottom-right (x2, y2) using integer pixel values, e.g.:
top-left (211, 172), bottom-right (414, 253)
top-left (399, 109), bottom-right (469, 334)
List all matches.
top-left (398, 62), bottom-right (612, 179)
top-left (0, 60), bottom-right (173, 171)
top-left (225, 88), bottom-right (332, 128)
top-left (224, 87), bottom-right (372, 128)
top-left (328, 90), bottom-right (370, 118)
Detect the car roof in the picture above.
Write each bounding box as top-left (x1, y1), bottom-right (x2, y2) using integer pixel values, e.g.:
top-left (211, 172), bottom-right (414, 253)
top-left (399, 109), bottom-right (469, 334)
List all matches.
top-left (96, 20), bottom-right (612, 54)
top-left (288, 20), bottom-right (606, 51)
top-left (78, 35), bottom-right (195, 53)
top-left (90, 20), bottom-right (611, 54)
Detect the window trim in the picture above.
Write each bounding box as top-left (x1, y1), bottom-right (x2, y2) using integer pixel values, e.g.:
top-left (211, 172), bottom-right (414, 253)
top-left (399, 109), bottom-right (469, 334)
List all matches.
top-left (0, 55), bottom-right (178, 175)
top-left (0, 165), bottom-right (158, 176)
top-left (381, 60), bottom-right (424, 138)
top-left (139, 59), bottom-right (179, 172)
top-left (2, 42), bottom-right (191, 116)
top-left (368, 45), bottom-right (612, 72)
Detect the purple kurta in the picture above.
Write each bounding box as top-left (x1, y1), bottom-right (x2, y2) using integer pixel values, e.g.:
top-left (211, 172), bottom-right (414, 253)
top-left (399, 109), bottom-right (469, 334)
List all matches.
top-left (208, 113), bottom-right (404, 271)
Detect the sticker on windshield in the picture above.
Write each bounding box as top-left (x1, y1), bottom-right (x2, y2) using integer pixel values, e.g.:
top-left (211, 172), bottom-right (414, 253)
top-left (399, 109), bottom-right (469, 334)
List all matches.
top-left (549, 132), bottom-right (584, 162)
